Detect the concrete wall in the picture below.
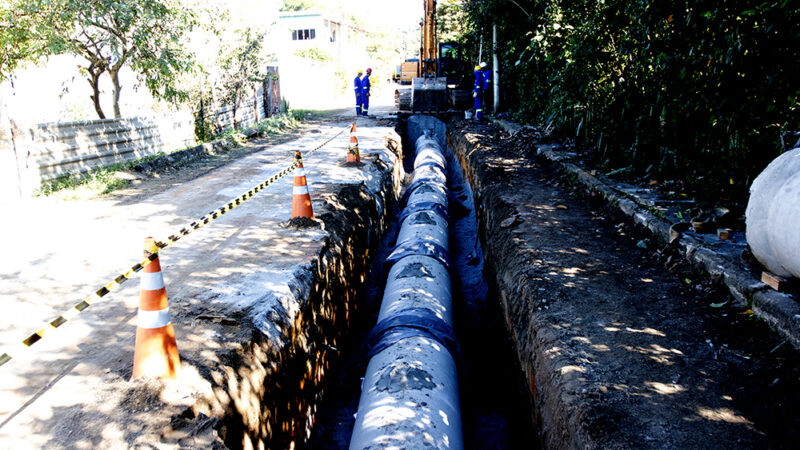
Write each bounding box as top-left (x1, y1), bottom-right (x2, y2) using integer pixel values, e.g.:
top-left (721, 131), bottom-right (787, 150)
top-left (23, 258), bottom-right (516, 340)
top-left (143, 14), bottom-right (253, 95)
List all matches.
top-left (1, 68), bottom-right (282, 201)
top-left (2, 112), bottom-right (195, 199)
top-left (199, 74), bottom-right (281, 136)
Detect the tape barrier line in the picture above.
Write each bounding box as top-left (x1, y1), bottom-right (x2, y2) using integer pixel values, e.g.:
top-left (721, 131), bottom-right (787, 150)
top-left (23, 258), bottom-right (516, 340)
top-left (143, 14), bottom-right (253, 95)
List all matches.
top-left (0, 126), bottom-right (349, 368)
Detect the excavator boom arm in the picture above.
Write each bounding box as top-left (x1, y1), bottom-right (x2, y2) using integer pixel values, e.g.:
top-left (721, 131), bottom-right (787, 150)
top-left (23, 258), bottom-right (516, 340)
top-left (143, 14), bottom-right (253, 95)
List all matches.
top-left (420, 0), bottom-right (437, 76)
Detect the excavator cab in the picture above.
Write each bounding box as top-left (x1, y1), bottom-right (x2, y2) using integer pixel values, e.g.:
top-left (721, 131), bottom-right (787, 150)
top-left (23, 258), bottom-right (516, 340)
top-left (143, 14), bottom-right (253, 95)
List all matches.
top-left (437, 42), bottom-right (463, 86)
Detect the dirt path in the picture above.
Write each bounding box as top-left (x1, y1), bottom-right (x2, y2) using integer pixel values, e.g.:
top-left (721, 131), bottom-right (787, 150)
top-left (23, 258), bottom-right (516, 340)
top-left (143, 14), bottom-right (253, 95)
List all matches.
top-left (451, 122), bottom-right (800, 448)
top-left (0, 115), bottom-right (402, 448)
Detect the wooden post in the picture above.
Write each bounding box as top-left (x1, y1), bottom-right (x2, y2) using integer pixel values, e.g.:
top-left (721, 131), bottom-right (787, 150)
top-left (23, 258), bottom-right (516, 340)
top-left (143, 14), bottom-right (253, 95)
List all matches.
top-left (253, 85), bottom-right (259, 122)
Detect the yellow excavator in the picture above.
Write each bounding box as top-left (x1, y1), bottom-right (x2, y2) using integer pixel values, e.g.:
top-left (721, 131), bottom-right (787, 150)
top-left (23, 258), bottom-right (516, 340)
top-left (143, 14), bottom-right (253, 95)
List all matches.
top-left (396, 0), bottom-right (467, 113)
top-left (411, 0), bottom-right (446, 112)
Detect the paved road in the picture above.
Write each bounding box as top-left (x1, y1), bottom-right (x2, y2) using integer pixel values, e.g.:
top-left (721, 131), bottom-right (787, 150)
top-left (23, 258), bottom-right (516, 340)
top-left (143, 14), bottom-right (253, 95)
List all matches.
top-left (0, 86), bottom-right (399, 447)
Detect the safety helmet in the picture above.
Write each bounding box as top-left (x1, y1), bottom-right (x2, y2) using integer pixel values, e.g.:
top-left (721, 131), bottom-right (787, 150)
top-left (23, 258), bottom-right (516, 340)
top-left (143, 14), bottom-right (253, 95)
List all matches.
top-left (366, 68), bottom-right (372, 73)
top-left (474, 65), bottom-right (481, 71)
top-left (358, 69), bottom-right (363, 74)
top-left (479, 61), bottom-right (488, 69)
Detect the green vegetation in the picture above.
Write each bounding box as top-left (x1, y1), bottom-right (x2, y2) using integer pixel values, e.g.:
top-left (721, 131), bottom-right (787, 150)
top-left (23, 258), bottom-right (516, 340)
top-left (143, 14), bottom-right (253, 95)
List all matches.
top-left (437, 0), bottom-right (467, 42)
top-left (217, 28), bottom-right (269, 129)
top-left (35, 155), bottom-right (163, 199)
top-left (279, 0), bottom-right (321, 12)
top-left (293, 47), bottom-right (332, 62)
top-left (6, 0), bottom-right (197, 119)
top-left (463, 0), bottom-right (800, 202)
top-left (217, 112), bottom-right (302, 147)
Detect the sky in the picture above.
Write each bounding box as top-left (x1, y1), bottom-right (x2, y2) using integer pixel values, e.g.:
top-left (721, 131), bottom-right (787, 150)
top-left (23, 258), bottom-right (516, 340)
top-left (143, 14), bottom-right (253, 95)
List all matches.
top-left (198, 0), bottom-right (423, 32)
top-left (335, 0), bottom-right (423, 30)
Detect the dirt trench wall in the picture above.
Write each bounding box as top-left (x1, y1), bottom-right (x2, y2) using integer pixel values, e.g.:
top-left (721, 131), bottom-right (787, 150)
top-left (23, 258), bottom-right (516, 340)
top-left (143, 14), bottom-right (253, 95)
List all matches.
top-left (448, 127), bottom-right (578, 448)
top-left (448, 121), bottom-right (800, 449)
top-left (172, 137), bottom-right (404, 449)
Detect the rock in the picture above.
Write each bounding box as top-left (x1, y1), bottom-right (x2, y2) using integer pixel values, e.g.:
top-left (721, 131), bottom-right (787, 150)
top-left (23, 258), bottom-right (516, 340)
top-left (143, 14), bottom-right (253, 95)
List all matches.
top-left (500, 216), bottom-right (520, 228)
top-left (669, 222), bottom-right (691, 243)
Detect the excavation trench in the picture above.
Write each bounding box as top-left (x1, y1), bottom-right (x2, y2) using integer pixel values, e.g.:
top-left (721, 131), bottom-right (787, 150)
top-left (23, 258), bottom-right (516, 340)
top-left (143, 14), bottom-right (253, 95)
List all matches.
top-left (179, 119), bottom-right (536, 449)
top-left (309, 115), bottom-right (535, 449)
top-left (202, 117), bottom-right (800, 449)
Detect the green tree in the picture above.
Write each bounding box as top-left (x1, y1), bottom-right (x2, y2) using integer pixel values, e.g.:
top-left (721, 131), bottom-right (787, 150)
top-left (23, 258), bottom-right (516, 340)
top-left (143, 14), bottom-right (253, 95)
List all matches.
top-left (0, 4), bottom-right (45, 79)
top-left (279, 0), bottom-right (320, 12)
top-left (8, 0), bottom-right (196, 119)
top-left (464, 0), bottom-right (800, 202)
top-left (293, 47), bottom-right (332, 62)
top-left (437, 0), bottom-right (466, 43)
top-left (217, 28), bottom-right (268, 129)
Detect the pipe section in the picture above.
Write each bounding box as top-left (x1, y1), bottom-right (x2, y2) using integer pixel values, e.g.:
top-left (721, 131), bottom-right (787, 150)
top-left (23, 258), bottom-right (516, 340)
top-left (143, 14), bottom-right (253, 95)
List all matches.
top-left (746, 147), bottom-right (800, 278)
top-left (350, 131), bottom-right (464, 450)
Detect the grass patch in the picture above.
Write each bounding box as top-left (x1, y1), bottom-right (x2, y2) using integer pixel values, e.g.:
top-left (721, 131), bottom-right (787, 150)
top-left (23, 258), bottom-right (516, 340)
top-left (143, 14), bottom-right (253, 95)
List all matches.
top-left (36, 154), bottom-right (164, 200)
top-left (214, 112), bottom-right (303, 147)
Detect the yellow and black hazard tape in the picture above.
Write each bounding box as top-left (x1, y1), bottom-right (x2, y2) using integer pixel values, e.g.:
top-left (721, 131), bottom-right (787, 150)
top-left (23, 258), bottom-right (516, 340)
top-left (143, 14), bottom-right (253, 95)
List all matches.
top-left (0, 125), bottom-right (350, 368)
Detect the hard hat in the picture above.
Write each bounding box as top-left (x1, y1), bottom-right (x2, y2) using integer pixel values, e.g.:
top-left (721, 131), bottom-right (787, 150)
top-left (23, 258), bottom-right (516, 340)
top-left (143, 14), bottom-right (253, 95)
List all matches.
top-left (474, 65), bottom-right (481, 71)
top-left (366, 68), bottom-right (372, 73)
top-left (479, 61), bottom-right (488, 69)
top-left (358, 69), bottom-right (363, 74)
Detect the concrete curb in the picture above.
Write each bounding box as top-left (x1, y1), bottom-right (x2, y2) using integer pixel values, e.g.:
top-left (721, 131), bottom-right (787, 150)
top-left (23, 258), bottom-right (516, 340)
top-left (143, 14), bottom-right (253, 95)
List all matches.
top-left (495, 121), bottom-right (800, 348)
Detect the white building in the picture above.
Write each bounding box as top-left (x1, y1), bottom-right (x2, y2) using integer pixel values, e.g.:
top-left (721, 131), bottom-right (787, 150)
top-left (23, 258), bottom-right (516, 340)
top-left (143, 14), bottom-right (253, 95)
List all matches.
top-left (270, 11), bottom-right (369, 109)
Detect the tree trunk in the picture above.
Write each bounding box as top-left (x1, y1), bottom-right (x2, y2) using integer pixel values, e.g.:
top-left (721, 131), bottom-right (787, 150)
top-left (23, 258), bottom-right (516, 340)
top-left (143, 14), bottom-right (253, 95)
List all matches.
top-left (109, 67), bottom-right (122, 118)
top-left (232, 85), bottom-right (241, 130)
top-left (88, 66), bottom-right (106, 119)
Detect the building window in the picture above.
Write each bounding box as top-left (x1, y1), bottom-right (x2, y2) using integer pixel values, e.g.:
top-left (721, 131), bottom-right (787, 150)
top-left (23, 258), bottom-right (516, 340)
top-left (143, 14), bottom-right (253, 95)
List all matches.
top-left (291, 29), bottom-right (316, 40)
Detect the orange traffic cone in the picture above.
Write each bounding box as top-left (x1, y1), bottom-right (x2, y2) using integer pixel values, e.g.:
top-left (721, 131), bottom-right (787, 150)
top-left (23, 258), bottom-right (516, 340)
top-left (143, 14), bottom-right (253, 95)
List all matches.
top-left (347, 122), bottom-right (360, 163)
top-left (131, 238), bottom-right (181, 380)
top-left (291, 151), bottom-right (314, 219)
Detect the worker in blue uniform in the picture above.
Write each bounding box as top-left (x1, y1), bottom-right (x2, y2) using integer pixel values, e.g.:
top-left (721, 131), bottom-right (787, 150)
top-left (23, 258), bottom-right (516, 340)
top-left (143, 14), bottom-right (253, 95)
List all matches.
top-left (473, 64), bottom-right (484, 120)
top-left (361, 68), bottom-right (372, 116)
top-left (354, 69), bottom-right (363, 116)
top-left (480, 61), bottom-right (491, 113)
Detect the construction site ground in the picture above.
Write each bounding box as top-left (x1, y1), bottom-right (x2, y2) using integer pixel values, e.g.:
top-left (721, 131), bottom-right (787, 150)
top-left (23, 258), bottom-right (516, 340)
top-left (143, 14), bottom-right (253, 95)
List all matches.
top-left (0, 84), bottom-right (402, 448)
top-left (450, 121), bottom-right (800, 448)
top-left (1, 82), bottom-right (799, 449)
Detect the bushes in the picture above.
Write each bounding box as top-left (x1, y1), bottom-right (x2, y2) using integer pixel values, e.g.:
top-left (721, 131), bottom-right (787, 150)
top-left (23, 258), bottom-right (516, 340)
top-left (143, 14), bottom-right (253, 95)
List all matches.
top-left (465, 0), bottom-right (800, 200)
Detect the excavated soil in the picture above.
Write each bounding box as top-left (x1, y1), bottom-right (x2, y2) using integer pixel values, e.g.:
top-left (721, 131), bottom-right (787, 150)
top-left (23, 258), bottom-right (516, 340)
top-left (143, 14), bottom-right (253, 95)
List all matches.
top-left (451, 121), bottom-right (800, 449)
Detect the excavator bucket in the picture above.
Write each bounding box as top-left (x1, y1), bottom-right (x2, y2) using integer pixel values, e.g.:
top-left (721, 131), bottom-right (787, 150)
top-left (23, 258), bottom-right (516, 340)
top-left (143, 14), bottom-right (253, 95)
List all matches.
top-left (411, 77), bottom-right (447, 112)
